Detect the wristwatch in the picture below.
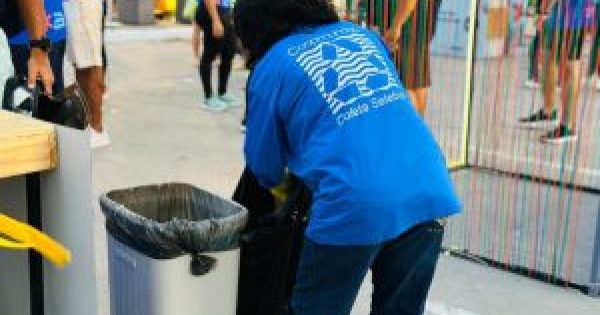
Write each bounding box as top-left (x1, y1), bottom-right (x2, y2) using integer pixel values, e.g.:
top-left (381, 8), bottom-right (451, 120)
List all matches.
top-left (29, 37), bottom-right (52, 53)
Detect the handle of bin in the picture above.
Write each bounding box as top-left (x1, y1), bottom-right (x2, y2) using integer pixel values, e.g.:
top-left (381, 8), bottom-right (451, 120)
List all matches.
top-left (0, 213), bottom-right (72, 268)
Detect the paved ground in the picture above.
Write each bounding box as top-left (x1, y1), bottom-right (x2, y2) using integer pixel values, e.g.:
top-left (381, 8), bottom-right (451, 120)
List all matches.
top-left (89, 27), bottom-right (599, 315)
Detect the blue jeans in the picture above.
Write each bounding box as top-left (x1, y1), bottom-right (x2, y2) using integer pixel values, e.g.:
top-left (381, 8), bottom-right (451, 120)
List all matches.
top-left (291, 221), bottom-right (444, 315)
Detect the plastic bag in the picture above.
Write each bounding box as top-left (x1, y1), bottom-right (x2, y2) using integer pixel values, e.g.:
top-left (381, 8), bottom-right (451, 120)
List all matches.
top-left (234, 168), bottom-right (312, 315)
top-left (99, 183), bottom-right (248, 275)
top-left (183, 0), bottom-right (198, 20)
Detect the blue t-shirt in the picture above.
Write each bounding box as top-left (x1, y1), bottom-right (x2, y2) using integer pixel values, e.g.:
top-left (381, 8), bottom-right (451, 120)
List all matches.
top-left (9, 0), bottom-right (66, 45)
top-left (197, 0), bottom-right (233, 9)
top-left (546, 0), bottom-right (592, 29)
top-left (245, 21), bottom-right (461, 246)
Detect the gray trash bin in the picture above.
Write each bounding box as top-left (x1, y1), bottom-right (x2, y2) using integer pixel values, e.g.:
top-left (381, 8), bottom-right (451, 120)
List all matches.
top-left (100, 183), bottom-right (248, 315)
top-left (115, 0), bottom-right (155, 25)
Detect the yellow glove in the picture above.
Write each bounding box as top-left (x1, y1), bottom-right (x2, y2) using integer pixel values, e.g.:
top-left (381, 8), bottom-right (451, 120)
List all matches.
top-left (0, 213), bottom-right (71, 268)
top-left (271, 173), bottom-right (295, 204)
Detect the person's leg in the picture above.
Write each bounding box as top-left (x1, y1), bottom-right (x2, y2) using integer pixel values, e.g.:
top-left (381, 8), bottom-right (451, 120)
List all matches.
top-left (217, 12), bottom-right (235, 97)
top-left (76, 66), bottom-right (105, 131)
top-left (562, 60), bottom-right (581, 130)
top-left (561, 29), bottom-right (583, 131)
top-left (407, 88), bottom-right (427, 116)
top-left (542, 24), bottom-right (560, 115)
top-left (217, 40), bottom-right (234, 96)
top-left (197, 7), bottom-right (220, 100)
top-left (370, 221), bottom-right (444, 315)
top-left (192, 21), bottom-right (201, 65)
top-left (413, 87), bottom-right (428, 116)
top-left (540, 28), bottom-right (582, 143)
top-left (529, 32), bottom-right (540, 81)
top-left (291, 238), bottom-right (380, 315)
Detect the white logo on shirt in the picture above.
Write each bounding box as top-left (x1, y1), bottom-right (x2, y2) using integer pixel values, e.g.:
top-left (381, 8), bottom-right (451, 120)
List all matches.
top-left (291, 28), bottom-right (402, 124)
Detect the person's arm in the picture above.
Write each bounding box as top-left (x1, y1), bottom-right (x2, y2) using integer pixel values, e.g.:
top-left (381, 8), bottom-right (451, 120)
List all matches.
top-left (385, 0), bottom-right (418, 47)
top-left (244, 76), bottom-right (287, 189)
top-left (205, 0), bottom-right (224, 39)
top-left (18, 0), bottom-right (53, 94)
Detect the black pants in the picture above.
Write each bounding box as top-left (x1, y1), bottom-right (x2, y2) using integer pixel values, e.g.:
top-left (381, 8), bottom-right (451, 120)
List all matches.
top-left (195, 6), bottom-right (235, 99)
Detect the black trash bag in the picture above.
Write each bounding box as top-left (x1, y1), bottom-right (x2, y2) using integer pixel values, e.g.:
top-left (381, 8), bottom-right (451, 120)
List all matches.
top-left (99, 183), bottom-right (248, 276)
top-left (234, 168), bottom-right (312, 315)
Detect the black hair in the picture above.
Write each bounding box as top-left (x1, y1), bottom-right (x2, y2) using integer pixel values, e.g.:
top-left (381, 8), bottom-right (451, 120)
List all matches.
top-left (234, 0), bottom-right (339, 68)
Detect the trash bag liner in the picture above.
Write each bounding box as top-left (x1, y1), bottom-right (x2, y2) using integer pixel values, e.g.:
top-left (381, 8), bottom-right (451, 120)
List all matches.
top-left (233, 169), bottom-right (312, 315)
top-left (100, 183), bottom-right (248, 261)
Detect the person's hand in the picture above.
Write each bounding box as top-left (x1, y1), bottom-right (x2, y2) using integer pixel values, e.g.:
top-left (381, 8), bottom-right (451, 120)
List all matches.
top-left (28, 48), bottom-right (54, 95)
top-left (212, 20), bottom-right (225, 39)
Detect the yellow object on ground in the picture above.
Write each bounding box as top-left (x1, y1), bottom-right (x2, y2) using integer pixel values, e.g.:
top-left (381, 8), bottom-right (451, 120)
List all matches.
top-left (0, 214), bottom-right (71, 268)
top-left (156, 0), bottom-right (177, 14)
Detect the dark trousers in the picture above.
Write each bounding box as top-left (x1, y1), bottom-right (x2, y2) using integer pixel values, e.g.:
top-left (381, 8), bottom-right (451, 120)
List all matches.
top-left (195, 6), bottom-right (235, 99)
top-left (529, 32), bottom-right (540, 81)
top-left (291, 221), bottom-right (444, 315)
top-left (10, 39), bottom-right (66, 95)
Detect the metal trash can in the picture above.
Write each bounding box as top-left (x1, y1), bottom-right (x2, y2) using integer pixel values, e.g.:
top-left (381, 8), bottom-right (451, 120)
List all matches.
top-left (115, 0), bottom-right (155, 25)
top-left (100, 183), bottom-right (248, 315)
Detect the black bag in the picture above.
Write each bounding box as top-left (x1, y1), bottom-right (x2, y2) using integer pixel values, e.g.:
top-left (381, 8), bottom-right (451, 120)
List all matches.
top-left (2, 76), bottom-right (90, 130)
top-left (234, 168), bottom-right (311, 315)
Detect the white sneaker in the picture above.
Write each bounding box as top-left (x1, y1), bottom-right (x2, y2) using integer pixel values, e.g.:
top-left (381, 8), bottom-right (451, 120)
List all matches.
top-left (219, 93), bottom-right (241, 107)
top-left (202, 97), bottom-right (227, 112)
top-left (592, 76), bottom-right (600, 91)
top-left (524, 79), bottom-right (540, 89)
top-left (90, 128), bottom-right (110, 148)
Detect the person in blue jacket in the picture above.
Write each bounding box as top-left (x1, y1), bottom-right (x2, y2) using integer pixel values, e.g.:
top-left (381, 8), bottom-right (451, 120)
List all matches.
top-left (9, 0), bottom-right (65, 98)
top-left (234, 0), bottom-right (461, 314)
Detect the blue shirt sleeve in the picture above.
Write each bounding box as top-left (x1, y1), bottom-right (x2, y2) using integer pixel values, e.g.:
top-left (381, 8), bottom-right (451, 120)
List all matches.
top-left (244, 70), bottom-right (288, 189)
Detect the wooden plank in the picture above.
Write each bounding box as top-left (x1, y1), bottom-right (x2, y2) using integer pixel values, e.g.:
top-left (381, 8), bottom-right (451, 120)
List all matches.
top-left (0, 111), bottom-right (57, 178)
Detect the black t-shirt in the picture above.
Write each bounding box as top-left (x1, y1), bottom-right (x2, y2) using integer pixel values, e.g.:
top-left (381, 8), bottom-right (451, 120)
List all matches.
top-left (0, 0), bottom-right (25, 37)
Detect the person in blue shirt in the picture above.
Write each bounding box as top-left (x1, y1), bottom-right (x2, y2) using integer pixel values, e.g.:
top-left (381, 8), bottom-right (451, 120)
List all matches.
top-left (9, 0), bottom-right (65, 99)
top-left (519, 0), bottom-right (590, 144)
top-left (1, 0), bottom-right (54, 95)
top-left (234, 0), bottom-right (461, 314)
top-left (195, 0), bottom-right (239, 111)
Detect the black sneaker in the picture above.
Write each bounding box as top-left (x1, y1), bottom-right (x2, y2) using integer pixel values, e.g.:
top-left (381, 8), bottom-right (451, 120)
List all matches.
top-left (540, 125), bottom-right (577, 144)
top-left (518, 109), bottom-right (558, 128)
